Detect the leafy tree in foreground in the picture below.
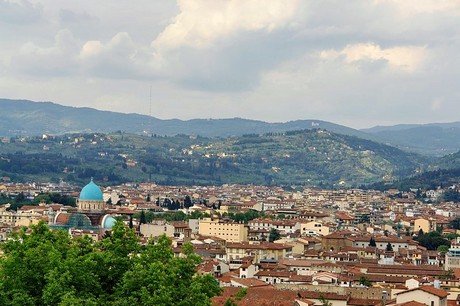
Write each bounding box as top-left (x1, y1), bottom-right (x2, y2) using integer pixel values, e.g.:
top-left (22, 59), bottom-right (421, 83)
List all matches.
top-left (0, 221), bottom-right (220, 306)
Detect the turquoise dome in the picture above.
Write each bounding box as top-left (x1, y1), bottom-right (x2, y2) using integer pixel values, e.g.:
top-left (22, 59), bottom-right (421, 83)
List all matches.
top-left (79, 179), bottom-right (103, 201)
top-left (102, 215), bottom-right (117, 229)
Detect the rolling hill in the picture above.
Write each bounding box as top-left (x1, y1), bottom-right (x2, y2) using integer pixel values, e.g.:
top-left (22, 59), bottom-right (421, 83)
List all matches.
top-left (362, 123), bottom-right (460, 156)
top-left (0, 99), bottom-right (369, 139)
top-left (0, 130), bottom-right (428, 187)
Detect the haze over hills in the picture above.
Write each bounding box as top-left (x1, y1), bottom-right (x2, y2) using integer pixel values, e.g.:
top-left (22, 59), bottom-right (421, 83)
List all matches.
top-left (362, 123), bottom-right (460, 156)
top-left (1, 98), bottom-right (460, 157)
top-left (0, 99), bottom-right (368, 139)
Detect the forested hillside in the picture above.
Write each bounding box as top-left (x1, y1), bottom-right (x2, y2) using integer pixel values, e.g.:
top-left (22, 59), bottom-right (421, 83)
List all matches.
top-left (0, 130), bottom-right (428, 187)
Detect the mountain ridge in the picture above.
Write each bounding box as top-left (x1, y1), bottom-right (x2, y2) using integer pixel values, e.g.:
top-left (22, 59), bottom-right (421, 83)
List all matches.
top-left (0, 98), bottom-right (370, 139)
top-left (2, 98), bottom-right (460, 156)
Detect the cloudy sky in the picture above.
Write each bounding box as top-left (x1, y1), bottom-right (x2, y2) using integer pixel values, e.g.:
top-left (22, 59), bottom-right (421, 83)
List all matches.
top-left (1, 0), bottom-right (459, 129)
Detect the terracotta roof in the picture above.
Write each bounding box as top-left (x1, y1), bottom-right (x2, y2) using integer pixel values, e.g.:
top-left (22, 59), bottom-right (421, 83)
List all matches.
top-left (212, 287), bottom-right (295, 306)
top-left (54, 212), bottom-right (70, 225)
top-left (231, 277), bottom-right (270, 288)
top-left (255, 270), bottom-right (292, 277)
top-left (367, 267), bottom-right (442, 277)
top-left (348, 298), bottom-right (382, 306)
top-left (396, 286), bottom-right (448, 298)
top-left (395, 301), bottom-right (428, 306)
top-left (278, 259), bottom-right (327, 267)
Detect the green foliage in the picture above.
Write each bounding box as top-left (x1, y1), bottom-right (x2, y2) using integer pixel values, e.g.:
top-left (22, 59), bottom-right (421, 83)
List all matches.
top-left (414, 231), bottom-right (451, 250)
top-left (234, 288), bottom-right (247, 301)
top-left (358, 276), bottom-right (372, 287)
top-left (449, 218), bottom-right (460, 230)
top-left (184, 195), bottom-right (193, 208)
top-left (139, 211), bottom-right (146, 224)
top-left (385, 242), bottom-right (393, 252)
top-left (439, 269), bottom-right (454, 280)
top-left (369, 237), bottom-right (376, 247)
top-left (0, 221), bottom-right (221, 305)
top-left (437, 245), bottom-right (449, 253)
top-left (445, 233), bottom-right (460, 240)
top-left (32, 192), bottom-right (76, 206)
top-left (443, 189), bottom-right (460, 202)
top-left (269, 228), bottom-right (281, 243)
top-left (0, 130), bottom-right (427, 187)
top-left (224, 298), bottom-right (238, 306)
top-left (226, 210), bottom-right (265, 223)
top-left (319, 295), bottom-right (332, 306)
top-left (369, 168), bottom-right (460, 192)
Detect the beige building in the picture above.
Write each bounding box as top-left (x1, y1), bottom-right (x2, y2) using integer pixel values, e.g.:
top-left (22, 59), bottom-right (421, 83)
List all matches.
top-left (140, 220), bottom-right (174, 238)
top-left (300, 221), bottom-right (330, 236)
top-left (199, 217), bottom-right (248, 242)
top-left (351, 236), bottom-right (418, 252)
top-left (0, 204), bottom-right (61, 227)
top-left (0, 210), bottom-right (42, 226)
top-left (414, 218), bottom-right (431, 234)
top-left (395, 286), bottom-right (448, 306)
top-left (225, 241), bottom-right (293, 263)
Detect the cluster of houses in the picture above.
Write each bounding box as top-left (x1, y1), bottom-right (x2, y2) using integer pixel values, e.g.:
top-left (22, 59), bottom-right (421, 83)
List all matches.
top-left (1, 181), bottom-right (460, 305)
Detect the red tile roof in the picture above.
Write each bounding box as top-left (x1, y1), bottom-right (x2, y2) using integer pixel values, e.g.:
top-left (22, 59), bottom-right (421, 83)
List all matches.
top-left (396, 286), bottom-right (448, 298)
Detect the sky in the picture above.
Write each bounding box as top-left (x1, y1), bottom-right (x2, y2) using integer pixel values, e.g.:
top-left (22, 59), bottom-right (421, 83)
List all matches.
top-left (1, 0), bottom-right (459, 129)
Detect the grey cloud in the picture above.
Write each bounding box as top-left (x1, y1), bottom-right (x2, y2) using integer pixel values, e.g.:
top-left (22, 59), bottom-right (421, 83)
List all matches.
top-left (166, 30), bottom-right (307, 92)
top-left (58, 9), bottom-right (96, 24)
top-left (10, 29), bottom-right (79, 76)
top-left (2, 0), bottom-right (460, 128)
top-left (0, 0), bottom-right (43, 24)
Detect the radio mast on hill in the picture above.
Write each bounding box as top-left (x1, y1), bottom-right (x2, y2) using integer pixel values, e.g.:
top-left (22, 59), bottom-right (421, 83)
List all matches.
top-left (144, 84), bottom-right (153, 137)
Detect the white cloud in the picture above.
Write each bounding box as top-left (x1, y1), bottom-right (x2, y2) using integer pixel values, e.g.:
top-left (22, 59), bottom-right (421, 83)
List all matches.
top-left (320, 43), bottom-right (427, 73)
top-left (2, 0), bottom-right (460, 128)
top-left (153, 0), bottom-right (303, 50)
top-left (78, 32), bottom-right (158, 79)
top-left (374, 0), bottom-right (460, 15)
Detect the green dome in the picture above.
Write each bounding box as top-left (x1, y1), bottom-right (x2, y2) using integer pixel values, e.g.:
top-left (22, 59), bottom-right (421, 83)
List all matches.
top-left (79, 179), bottom-right (103, 201)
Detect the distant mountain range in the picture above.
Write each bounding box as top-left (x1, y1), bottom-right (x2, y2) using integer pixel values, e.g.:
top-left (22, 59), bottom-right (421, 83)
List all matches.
top-left (0, 98), bottom-right (366, 138)
top-left (362, 123), bottom-right (460, 156)
top-left (1, 98), bottom-right (460, 156)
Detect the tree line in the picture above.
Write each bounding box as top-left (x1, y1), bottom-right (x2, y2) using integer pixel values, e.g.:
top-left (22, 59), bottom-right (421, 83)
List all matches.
top-left (0, 221), bottom-right (220, 305)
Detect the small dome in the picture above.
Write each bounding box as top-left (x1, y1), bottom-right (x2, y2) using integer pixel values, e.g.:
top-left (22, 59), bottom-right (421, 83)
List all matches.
top-left (101, 215), bottom-right (117, 229)
top-left (79, 178), bottom-right (103, 201)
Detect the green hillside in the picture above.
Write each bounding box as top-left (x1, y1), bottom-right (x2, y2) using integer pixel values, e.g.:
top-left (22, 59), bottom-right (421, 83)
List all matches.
top-left (0, 130), bottom-right (428, 187)
top-left (362, 124), bottom-right (460, 156)
top-left (438, 151), bottom-right (460, 170)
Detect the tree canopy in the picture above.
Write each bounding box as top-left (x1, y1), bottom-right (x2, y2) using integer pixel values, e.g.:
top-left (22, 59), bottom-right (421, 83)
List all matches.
top-left (0, 221), bottom-right (220, 305)
top-left (269, 228), bottom-right (281, 243)
top-left (413, 231), bottom-right (451, 250)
